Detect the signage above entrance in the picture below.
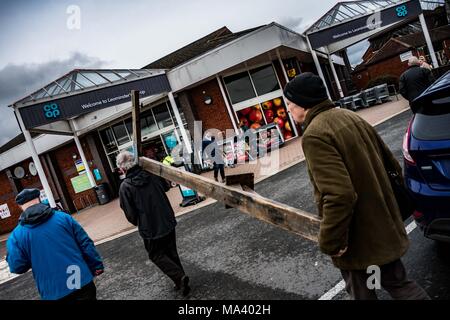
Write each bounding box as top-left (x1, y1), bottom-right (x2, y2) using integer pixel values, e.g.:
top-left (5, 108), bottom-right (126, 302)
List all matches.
top-left (308, 0), bottom-right (422, 49)
top-left (19, 74), bottom-right (171, 129)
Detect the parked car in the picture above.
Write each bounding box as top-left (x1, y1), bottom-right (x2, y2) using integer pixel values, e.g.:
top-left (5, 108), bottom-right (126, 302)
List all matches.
top-left (403, 71), bottom-right (450, 243)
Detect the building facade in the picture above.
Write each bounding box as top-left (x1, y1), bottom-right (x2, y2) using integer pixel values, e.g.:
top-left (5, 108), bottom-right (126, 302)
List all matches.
top-left (0, 23), bottom-right (348, 234)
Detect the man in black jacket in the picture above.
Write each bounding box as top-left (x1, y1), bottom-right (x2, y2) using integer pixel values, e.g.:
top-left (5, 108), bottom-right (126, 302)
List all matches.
top-left (116, 151), bottom-right (190, 296)
top-left (399, 56), bottom-right (435, 110)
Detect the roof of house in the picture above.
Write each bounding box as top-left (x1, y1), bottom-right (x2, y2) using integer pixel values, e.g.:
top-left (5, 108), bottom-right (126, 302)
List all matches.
top-left (365, 38), bottom-right (411, 66)
top-left (363, 24), bottom-right (450, 66)
top-left (142, 25), bottom-right (266, 70)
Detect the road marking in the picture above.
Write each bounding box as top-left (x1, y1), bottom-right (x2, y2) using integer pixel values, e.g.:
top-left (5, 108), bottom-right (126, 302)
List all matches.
top-left (372, 107), bottom-right (409, 127)
top-left (318, 220), bottom-right (417, 300)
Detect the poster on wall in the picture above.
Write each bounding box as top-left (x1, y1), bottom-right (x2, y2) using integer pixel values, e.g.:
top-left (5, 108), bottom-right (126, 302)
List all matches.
top-left (400, 51), bottom-right (413, 62)
top-left (71, 173), bottom-right (92, 193)
top-left (75, 159), bottom-right (86, 174)
top-left (0, 204), bottom-right (11, 219)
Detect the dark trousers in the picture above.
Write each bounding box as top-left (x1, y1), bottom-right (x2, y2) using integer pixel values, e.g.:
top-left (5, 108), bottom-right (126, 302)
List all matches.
top-left (213, 163), bottom-right (225, 180)
top-left (340, 259), bottom-right (430, 300)
top-left (59, 281), bottom-right (97, 301)
top-left (143, 230), bottom-right (185, 286)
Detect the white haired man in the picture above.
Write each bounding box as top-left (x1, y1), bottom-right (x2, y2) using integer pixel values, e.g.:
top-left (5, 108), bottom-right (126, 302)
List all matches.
top-left (116, 151), bottom-right (190, 297)
top-left (399, 56), bottom-right (435, 111)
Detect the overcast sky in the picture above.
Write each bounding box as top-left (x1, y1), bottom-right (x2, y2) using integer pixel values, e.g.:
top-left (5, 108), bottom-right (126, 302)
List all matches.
top-left (0, 0), bottom-right (369, 145)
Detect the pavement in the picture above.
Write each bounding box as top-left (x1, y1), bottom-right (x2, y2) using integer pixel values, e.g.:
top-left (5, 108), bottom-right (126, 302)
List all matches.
top-left (4, 97), bottom-right (446, 301)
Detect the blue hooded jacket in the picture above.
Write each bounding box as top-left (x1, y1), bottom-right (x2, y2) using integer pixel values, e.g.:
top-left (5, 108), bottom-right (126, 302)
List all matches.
top-left (6, 203), bottom-right (104, 300)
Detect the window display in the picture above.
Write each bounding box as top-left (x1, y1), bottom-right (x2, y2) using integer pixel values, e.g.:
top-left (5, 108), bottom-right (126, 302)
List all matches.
top-left (223, 63), bottom-right (297, 141)
top-left (237, 97), bottom-right (295, 141)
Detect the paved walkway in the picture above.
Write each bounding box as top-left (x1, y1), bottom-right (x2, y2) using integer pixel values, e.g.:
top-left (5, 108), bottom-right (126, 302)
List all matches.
top-left (0, 97), bottom-right (409, 258)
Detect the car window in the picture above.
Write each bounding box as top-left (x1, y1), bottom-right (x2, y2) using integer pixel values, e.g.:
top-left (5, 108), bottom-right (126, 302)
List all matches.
top-left (412, 112), bottom-right (450, 141)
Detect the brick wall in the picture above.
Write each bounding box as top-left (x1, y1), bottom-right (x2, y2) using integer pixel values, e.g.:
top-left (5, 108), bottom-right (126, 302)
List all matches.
top-left (0, 172), bottom-right (21, 234)
top-left (187, 78), bottom-right (235, 133)
top-left (51, 139), bottom-right (101, 212)
top-left (18, 159), bottom-right (42, 190)
top-left (352, 68), bottom-right (371, 90)
top-left (367, 55), bottom-right (410, 83)
top-left (352, 51), bottom-right (418, 90)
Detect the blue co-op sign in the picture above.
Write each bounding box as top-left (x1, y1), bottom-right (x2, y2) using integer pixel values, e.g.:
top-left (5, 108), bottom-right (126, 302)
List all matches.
top-left (19, 73), bottom-right (171, 130)
top-left (43, 103), bottom-right (61, 119)
top-left (308, 0), bottom-right (421, 49)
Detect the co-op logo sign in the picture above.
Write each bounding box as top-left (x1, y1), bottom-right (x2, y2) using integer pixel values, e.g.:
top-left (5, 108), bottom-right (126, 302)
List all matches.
top-left (396, 5), bottom-right (408, 17)
top-left (43, 103), bottom-right (61, 119)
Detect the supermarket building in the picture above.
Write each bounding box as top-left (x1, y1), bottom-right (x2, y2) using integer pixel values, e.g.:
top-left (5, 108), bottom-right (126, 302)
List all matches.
top-left (0, 22), bottom-right (349, 234)
top-left (1, 0), bottom-right (440, 234)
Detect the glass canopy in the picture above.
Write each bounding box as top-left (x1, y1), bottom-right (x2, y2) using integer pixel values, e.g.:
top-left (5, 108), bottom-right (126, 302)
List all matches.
top-left (305, 0), bottom-right (446, 34)
top-left (14, 69), bottom-right (163, 106)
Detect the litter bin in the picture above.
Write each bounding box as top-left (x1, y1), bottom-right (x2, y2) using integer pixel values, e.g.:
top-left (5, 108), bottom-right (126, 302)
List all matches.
top-left (94, 183), bottom-right (111, 205)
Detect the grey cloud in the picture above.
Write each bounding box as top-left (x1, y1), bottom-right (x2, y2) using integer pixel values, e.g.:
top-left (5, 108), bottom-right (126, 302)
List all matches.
top-left (278, 16), bottom-right (304, 32)
top-left (346, 40), bottom-right (370, 67)
top-left (0, 52), bottom-right (107, 146)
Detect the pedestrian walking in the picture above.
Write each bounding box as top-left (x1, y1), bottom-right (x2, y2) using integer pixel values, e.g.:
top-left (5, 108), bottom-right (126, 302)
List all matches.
top-left (283, 72), bottom-right (430, 300)
top-left (210, 137), bottom-right (225, 183)
top-left (203, 135), bottom-right (226, 183)
top-left (6, 188), bottom-right (104, 300)
top-left (116, 150), bottom-right (190, 297)
top-left (399, 56), bottom-right (435, 110)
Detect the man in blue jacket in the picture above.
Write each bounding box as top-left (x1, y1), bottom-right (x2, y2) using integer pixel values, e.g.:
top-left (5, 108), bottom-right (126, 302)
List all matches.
top-left (6, 188), bottom-right (104, 300)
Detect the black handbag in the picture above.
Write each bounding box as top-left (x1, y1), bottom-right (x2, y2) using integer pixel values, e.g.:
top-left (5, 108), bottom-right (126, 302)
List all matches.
top-left (385, 169), bottom-right (416, 221)
top-left (376, 133), bottom-right (416, 221)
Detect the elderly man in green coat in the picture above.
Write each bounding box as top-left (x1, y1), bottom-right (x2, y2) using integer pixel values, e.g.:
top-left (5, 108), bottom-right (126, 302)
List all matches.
top-left (283, 72), bottom-right (429, 300)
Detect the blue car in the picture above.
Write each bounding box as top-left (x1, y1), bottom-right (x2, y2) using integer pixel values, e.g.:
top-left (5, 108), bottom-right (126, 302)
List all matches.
top-left (403, 71), bottom-right (450, 243)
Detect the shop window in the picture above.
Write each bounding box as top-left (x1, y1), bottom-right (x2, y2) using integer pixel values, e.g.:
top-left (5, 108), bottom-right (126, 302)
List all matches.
top-left (112, 122), bottom-right (130, 146)
top-left (142, 136), bottom-right (167, 161)
top-left (142, 114), bottom-right (158, 136)
top-left (162, 131), bottom-right (179, 153)
top-left (250, 65), bottom-right (280, 96)
top-left (283, 58), bottom-right (301, 80)
top-left (153, 104), bottom-right (173, 129)
top-left (107, 151), bottom-right (120, 169)
top-left (224, 72), bottom-right (256, 104)
top-left (236, 97), bottom-right (295, 141)
top-left (100, 128), bottom-right (118, 153)
top-left (125, 118), bottom-right (133, 135)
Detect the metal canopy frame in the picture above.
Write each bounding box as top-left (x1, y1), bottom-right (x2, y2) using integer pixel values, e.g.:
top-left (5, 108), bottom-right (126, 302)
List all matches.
top-left (305, 0), bottom-right (445, 34)
top-left (303, 0), bottom-right (444, 100)
top-left (11, 69), bottom-right (165, 108)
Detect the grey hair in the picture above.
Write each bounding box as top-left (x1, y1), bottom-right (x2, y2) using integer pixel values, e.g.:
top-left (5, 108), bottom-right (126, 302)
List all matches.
top-left (116, 150), bottom-right (136, 171)
top-left (408, 56), bottom-right (420, 66)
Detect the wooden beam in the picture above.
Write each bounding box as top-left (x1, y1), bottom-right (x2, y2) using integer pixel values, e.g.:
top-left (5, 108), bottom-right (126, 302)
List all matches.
top-left (131, 90), bottom-right (142, 162)
top-left (140, 157), bottom-right (320, 242)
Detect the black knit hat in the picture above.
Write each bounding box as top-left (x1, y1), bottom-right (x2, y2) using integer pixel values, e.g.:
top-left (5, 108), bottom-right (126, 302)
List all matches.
top-left (283, 72), bottom-right (328, 109)
top-left (15, 188), bottom-right (41, 205)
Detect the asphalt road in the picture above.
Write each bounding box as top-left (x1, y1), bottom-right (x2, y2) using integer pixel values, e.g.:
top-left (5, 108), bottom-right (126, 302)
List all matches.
top-left (1, 109), bottom-right (449, 300)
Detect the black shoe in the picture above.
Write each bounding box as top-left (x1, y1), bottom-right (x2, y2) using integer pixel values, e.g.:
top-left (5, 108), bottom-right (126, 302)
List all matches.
top-left (180, 275), bottom-right (191, 297)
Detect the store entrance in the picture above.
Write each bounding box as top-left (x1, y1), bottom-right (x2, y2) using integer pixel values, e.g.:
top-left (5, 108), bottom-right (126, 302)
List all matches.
top-left (142, 136), bottom-right (167, 162)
